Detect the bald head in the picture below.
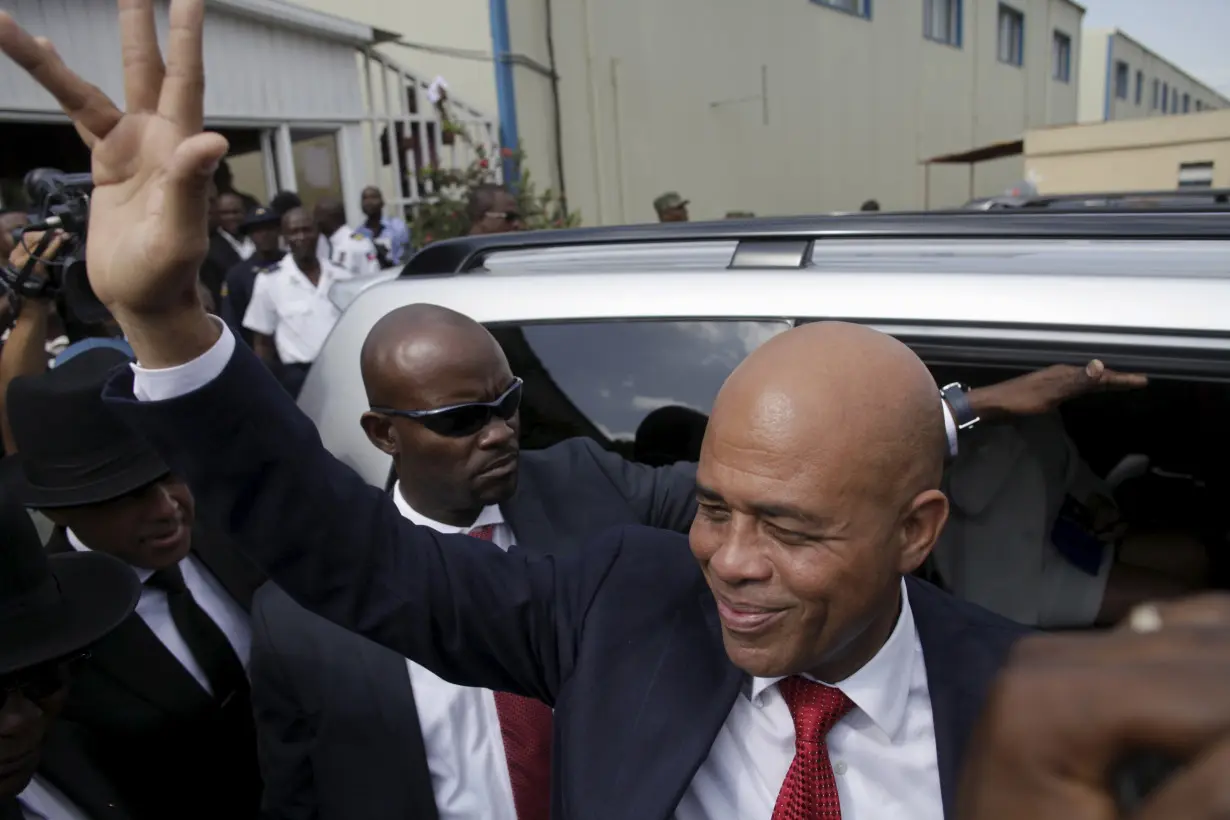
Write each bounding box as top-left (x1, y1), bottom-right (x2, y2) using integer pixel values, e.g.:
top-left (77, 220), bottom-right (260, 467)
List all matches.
top-left (315, 198), bottom-right (347, 233)
top-left (693, 321), bottom-right (951, 683)
top-left (713, 321), bottom-right (947, 499)
top-left (360, 304), bottom-right (501, 405)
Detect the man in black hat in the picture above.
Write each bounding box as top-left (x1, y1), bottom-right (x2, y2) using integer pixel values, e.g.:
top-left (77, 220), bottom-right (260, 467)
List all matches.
top-left (220, 206), bottom-right (284, 346)
top-left (5, 348), bottom-right (265, 820)
top-left (0, 470), bottom-right (140, 819)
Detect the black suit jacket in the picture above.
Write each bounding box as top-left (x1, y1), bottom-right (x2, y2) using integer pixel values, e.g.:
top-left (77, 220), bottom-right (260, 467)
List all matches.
top-left (200, 231), bottom-right (243, 312)
top-left (250, 439), bottom-right (696, 819)
top-left (46, 526), bottom-right (266, 820)
top-left (106, 341), bottom-right (1030, 820)
top-left (11, 721), bottom-right (135, 820)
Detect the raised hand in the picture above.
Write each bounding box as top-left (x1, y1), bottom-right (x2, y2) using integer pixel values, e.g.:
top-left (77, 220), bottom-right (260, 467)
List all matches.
top-left (0, 0), bottom-right (226, 361)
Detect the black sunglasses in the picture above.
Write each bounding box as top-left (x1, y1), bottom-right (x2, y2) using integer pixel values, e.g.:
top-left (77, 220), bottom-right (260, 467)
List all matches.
top-left (371, 378), bottom-right (523, 438)
top-left (0, 651), bottom-right (89, 709)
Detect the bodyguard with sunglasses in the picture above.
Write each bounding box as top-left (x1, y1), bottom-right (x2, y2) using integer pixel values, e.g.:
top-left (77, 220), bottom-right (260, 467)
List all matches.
top-left (247, 304), bottom-right (698, 820)
top-left (0, 475), bottom-right (140, 820)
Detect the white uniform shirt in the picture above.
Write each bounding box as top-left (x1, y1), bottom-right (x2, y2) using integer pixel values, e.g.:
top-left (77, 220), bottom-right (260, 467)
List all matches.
top-left (17, 775), bottom-right (91, 820)
top-left (390, 483), bottom-right (521, 820)
top-left (242, 255), bottom-right (347, 365)
top-left (321, 226), bottom-right (380, 278)
top-left (66, 530), bottom-right (252, 694)
top-left (677, 580), bottom-right (943, 820)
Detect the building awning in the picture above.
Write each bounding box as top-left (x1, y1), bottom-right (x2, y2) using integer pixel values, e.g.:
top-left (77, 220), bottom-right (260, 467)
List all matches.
top-left (210, 0), bottom-right (400, 46)
top-left (922, 138), bottom-right (1024, 165)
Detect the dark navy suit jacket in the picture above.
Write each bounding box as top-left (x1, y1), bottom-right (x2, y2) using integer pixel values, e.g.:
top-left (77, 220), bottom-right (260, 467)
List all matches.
top-left (105, 341), bottom-right (1030, 820)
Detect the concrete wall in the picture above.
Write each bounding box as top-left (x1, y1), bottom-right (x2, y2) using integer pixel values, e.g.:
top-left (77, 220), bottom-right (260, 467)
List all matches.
top-left (506, 0), bottom-right (1083, 226)
top-left (1079, 28), bottom-right (1229, 124)
top-left (290, 0), bottom-right (498, 116)
top-left (1026, 108), bottom-right (1230, 192)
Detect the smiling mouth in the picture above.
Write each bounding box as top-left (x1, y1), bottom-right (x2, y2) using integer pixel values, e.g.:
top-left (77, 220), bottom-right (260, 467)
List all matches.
top-left (715, 596), bottom-right (788, 636)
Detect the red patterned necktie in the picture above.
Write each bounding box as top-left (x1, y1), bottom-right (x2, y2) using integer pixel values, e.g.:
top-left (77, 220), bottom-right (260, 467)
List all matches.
top-left (468, 524), bottom-right (553, 820)
top-left (771, 676), bottom-right (856, 820)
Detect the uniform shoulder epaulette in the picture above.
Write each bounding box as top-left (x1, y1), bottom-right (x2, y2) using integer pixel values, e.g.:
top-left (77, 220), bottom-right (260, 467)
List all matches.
top-left (255, 261), bottom-right (278, 272)
top-left (351, 232), bottom-right (366, 241)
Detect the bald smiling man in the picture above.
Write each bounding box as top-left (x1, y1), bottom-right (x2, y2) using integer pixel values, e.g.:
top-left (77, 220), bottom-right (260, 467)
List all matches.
top-left (109, 316), bottom-right (1029, 820)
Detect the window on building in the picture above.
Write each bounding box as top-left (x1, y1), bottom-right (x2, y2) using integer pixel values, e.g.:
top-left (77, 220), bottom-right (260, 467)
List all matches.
top-left (1113, 61), bottom-right (1129, 99)
top-left (1162, 83), bottom-right (1169, 112)
top-left (997, 4), bottom-right (1025, 66)
top-left (1178, 161), bottom-right (1214, 189)
top-left (1183, 93), bottom-right (1191, 113)
top-left (924, 0), bottom-right (962, 47)
top-left (1051, 30), bottom-right (1071, 81)
top-left (1151, 78), bottom-right (1160, 109)
top-left (488, 319), bottom-right (791, 455)
top-left (1172, 92), bottom-right (1179, 114)
top-left (811, 0), bottom-right (871, 19)
top-left (1196, 100), bottom-right (1204, 112)
top-left (1135, 70), bottom-right (1144, 105)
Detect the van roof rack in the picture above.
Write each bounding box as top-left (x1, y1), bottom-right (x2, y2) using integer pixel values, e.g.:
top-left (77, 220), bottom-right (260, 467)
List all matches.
top-left (403, 209), bottom-right (1230, 277)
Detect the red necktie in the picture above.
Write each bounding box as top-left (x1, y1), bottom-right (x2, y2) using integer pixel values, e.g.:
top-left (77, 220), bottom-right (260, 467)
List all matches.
top-left (468, 524), bottom-right (553, 820)
top-left (771, 676), bottom-right (856, 820)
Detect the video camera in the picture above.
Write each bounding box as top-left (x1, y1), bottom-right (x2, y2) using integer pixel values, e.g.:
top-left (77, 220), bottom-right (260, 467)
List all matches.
top-left (2, 168), bottom-right (112, 324)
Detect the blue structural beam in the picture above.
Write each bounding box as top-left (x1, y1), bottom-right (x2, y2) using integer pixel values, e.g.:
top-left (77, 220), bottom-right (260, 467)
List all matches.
top-left (489, 0), bottom-right (521, 184)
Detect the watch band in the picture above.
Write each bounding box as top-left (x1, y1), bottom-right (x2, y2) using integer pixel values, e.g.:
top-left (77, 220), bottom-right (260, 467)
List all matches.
top-left (941, 382), bottom-right (980, 431)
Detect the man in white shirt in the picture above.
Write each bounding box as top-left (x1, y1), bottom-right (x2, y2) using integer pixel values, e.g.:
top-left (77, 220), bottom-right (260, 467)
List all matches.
top-left (314, 198), bottom-right (380, 278)
top-left (4, 349), bottom-right (265, 820)
top-left (0, 469), bottom-right (140, 820)
top-left (243, 207), bottom-right (349, 398)
top-left (1, 10), bottom-right (1029, 819)
top-left (249, 304), bottom-right (698, 820)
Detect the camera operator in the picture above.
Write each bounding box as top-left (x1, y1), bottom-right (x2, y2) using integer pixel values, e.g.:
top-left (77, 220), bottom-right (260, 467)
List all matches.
top-left (0, 230), bottom-right (69, 454)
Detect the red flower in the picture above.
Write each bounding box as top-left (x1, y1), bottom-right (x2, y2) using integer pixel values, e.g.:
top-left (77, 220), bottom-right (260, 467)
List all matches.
top-left (501, 147), bottom-right (515, 158)
top-left (479, 159), bottom-right (489, 169)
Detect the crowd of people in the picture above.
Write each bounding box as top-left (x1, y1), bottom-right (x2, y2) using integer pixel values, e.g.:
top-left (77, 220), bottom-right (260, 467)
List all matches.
top-left (1, 3), bottom-right (1229, 820)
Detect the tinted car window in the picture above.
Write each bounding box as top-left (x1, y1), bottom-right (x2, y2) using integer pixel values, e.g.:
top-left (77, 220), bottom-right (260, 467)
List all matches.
top-left (488, 319), bottom-right (791, 462)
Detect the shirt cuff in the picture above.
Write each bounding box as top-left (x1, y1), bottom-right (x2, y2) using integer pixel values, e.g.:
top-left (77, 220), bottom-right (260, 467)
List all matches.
top-left (942, 400), bottom-right (959, 459)
top-left (130, 316), bottom-right (237, 402)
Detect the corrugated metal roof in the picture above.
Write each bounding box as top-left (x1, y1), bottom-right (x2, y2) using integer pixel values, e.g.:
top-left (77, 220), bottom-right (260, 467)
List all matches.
top-left (0, 0), bottom-right (368, 121)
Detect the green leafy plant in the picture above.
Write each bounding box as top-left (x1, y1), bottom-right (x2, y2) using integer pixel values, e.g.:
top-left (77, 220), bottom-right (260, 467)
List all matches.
top-left (409, 103), bottom-right (580, 247)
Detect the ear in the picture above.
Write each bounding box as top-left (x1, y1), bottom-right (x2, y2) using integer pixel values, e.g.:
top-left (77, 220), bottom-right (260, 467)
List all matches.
top-left (360, 412), bottom-right (398, 456)
top-left (896, 489), bottom-right (949, 575)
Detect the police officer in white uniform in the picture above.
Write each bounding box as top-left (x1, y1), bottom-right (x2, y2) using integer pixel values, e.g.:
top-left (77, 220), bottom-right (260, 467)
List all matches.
top-left (314, 198), bottom-right (379, 278)
top-left (243, 207), bottom-right (349, 398)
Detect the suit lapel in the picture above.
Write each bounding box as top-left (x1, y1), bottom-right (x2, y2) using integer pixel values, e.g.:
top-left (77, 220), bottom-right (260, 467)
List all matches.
top-left (502, 469), bottom-right (554, 555)
top-left (190, 525), bottom-right (265, 611)
top-left (38, 721), bottom-right (133, 820)
top-left (357, 641), bottom-right (441, 820)
top-left (907, 577), bottom-right (987, 820)
top-left (47, 530), bottom-right (215, 713)
top-left (606, 588), bottom-right (743, 820)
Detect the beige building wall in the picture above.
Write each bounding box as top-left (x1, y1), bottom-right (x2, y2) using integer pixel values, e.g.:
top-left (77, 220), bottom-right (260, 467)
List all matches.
top-left (1026, 108), bottom-right (1230, 192)
top-left (288, 0), bottom-right (497, 116)
top-left (1078, 28), bottom-right (1228, 124)
top-left (507, 0), bottom-right (1083, 226)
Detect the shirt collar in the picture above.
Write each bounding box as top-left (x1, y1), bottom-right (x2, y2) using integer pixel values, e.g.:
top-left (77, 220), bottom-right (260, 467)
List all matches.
top-left (749, 578), bottom-right (917, 741)
top-left (66, 528), bottom-right (156, 583)
top-left (391, 480), bottom-right (505, 534)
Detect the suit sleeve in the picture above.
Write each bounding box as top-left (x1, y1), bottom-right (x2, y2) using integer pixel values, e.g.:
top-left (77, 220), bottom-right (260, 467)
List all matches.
top-left (582, 441), bottom-right (698, 533)
top-left (249, 589), bottom-right (320, 820)
top-left (104, 340), bottom-right (617, 704)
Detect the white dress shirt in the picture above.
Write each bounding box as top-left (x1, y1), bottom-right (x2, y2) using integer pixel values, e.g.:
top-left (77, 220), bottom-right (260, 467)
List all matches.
top-left (242, 255), bottom-right (348, 365)
top-left (390, 483), bottom-right (520, 820)
top-left (66, 530), bottom-right (252, 694)
top-left (677, 579), bottom-right (942, 820)
top-left (129, 321), bottom-right (952, 820)
top-left (17, 775), bottom-right (90, 820)
top-left (219, 229), bottom-right (255, 261)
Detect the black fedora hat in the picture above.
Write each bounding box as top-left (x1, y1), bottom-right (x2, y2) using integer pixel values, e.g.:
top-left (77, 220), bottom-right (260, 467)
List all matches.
top-left (0, 464), bottom-right (139, 677)
top-left (6, 347), bottom-right (170, 509)
top-left (239, 206), bottom-right (281, 234)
